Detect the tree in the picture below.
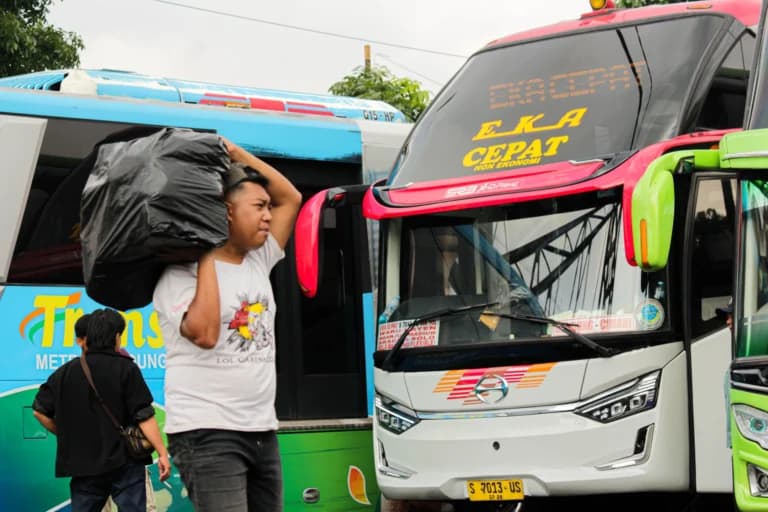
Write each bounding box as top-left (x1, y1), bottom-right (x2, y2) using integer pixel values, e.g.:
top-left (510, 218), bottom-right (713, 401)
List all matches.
top-left (329, 65), bottom-right (430, 122)
top-left (0, 0), bottom-right (84, 77)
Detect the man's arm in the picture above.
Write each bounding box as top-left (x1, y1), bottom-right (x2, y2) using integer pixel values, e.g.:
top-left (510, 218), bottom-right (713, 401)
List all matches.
top-left (179, 252), bottom-right (220, 349)
top-left (225, 140), bottom-right (302, 249)
top-left (32, 375), bottom-right (58, 435)
top-left (138, 416), bottom-right (171, 481)
top-left (33, 410), bottom-right (57, 435)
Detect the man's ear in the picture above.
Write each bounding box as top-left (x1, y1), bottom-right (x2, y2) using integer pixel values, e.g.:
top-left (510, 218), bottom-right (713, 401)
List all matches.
top-left (225, 201), bottom-right (234, 222)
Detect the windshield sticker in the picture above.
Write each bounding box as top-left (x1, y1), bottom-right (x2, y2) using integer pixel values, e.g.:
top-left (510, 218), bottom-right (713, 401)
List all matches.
top-left (433, 363), bottom-right (556, 405)
top-left (463, 107), bottom-right (586, 172)
top-left (552, 315), bottom-right (637, 334)
top-left (377, 320), bottom-right (440, 350)
top-left (478, 311), bottom-right (500, 331)
top-left (636, 299), bottom-right (665, 330)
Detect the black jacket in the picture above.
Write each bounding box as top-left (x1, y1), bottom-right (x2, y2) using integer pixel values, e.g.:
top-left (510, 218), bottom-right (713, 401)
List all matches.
top-left (32, 350), bottom-right (155, 477)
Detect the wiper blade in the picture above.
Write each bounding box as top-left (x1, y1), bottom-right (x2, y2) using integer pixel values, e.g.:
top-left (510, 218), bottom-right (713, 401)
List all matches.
top-left (381, 300), bottom-right (500, 371)
top-left (481, 311), bottom-right (616, 358)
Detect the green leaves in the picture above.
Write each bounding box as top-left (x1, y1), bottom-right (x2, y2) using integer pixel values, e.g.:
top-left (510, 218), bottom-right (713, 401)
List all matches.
top-left (329, 65), bottom-right (430, 122)
top-left (615, 0), bottom-right (668, 7)
top-left (0, 0), bottom-right (83, 77)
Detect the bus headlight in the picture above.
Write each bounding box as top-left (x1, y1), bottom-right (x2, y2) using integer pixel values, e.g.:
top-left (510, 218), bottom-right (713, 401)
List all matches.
top-left (375, 394), bottom-right (420, 435)
top-left (734, 404), bottom-right (768, 450)
top-left (575, 371), bottom-right (660, 423)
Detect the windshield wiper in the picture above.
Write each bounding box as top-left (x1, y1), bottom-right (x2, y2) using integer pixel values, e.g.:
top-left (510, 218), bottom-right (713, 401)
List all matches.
top-left (380, 303), bottom-right (618, 371)
top-left (480, 311), bottom-right (616, 358)
top-left (381, 301), bottom-right (500, 371)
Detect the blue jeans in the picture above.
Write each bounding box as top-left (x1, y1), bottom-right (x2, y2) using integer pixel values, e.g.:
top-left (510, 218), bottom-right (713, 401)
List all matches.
top-left (70, 462), bottom-right (146, 512)
top-left (168, 429), bottom-right (283, 512)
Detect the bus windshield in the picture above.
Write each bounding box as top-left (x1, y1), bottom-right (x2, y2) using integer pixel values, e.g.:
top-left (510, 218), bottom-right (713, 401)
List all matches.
top-left (377, 189), bottom-right (669, 350)
top-left (738, 179), bottom-right (768, 358)
top-left (388, 15), bottom-right (726, 187)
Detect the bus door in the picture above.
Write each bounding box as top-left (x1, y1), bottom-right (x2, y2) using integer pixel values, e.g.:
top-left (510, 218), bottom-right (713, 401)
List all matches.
top-left (272, 171), bottom-right (377, 510)
top-left (271, 167), bottom-right (371, 422)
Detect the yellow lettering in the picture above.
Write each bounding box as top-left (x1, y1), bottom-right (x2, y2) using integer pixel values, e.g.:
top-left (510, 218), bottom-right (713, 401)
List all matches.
top-left (147, 312), bottom-right (164, 349)
top-left (472, 120), bottom-right (503, 141)
top-left (511, 113), bottom-right (545, 135)
top-left (544, 135), bottom-right (569, 156)
top-left (472, 107), bottom-right (587, 143)
top-left (33, 295), bottom-right (70, 347)
top-left (556, 108), bottom-right (587, 129)
top-left (63, 308), bottom-right (84, 347)
top-left (501, 141), bottom-right (527, 162)
top-left (463, 147), bottom-right (487, 167)
top-left (481, 144), bottom-right (507, 165)
top-left (519, 139), bottom-right (543, 160)
top-left (121, 311), bottom-right (145, 348)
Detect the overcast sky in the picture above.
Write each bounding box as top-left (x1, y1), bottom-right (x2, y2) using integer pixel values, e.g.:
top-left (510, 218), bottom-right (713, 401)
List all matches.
top-left (48, 0), bottom-right (587, 97)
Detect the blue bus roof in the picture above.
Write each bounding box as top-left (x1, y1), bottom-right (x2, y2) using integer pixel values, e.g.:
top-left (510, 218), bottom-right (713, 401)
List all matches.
top-left (0, 85), bottom-right (370, 162)
top-left (0, 69), bottom-right (408, 123)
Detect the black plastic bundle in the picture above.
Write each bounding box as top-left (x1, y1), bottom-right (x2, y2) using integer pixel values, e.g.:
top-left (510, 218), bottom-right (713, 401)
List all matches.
top-left (81, 127), bottom-right (230, 310)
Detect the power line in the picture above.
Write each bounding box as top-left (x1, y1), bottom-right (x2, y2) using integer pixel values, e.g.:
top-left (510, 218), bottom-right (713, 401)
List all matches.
top-left (153, 0), bottom-right (468, 59)
top-left (374, 53), bottom-right (445, 88)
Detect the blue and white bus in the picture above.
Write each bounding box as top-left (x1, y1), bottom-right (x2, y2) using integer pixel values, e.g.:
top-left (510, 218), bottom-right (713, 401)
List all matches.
top-left (0, 68), bottom-right (411, 512)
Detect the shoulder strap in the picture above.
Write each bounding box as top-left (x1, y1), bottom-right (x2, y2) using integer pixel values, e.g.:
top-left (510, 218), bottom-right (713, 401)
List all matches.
top-left (80, 354), bottom-right (124, 433)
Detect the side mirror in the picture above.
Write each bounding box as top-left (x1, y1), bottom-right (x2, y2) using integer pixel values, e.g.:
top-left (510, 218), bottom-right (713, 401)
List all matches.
top-left (294, 185), bottom-right (369, 298)
top-left (624, 149), bottom-right (718, 271)
top-left (295, 190), bottom-right (328, 298)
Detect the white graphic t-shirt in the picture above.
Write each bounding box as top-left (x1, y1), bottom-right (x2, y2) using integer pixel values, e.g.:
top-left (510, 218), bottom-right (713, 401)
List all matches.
top-left (153, 236), bottom-right (284, 434)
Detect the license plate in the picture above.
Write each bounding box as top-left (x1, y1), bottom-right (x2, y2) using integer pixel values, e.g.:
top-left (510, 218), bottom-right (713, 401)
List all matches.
top-left (466, 479), bottom-right (524, 501)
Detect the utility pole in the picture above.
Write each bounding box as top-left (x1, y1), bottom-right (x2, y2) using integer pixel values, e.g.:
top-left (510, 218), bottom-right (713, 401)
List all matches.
top-left (364, 44), bottom-right (371, 72)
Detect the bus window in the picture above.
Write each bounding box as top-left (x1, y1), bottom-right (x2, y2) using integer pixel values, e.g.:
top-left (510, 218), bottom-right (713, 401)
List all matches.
top-left (689, 177), bottom-right (737, 338)
top-left (8, 118), bottom-right (141, 285)
top-left (695, 33), bottom-right (755, 131)
top-left (738, 179), bottom-right (768, 357)
top-left (388, 15), bottom-right (725, 187)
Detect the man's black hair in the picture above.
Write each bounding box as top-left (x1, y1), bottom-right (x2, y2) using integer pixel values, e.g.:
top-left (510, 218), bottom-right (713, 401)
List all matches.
top-left (224, 163), bottom-right (269, 199)
top-left (86, 309), bottom-right (126, 351)
top-left (74, 313), bottom-right (92, 340)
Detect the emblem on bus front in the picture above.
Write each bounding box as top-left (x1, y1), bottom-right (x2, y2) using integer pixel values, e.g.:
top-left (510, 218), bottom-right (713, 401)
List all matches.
top-left (474, 374), bottom-right (509, 404)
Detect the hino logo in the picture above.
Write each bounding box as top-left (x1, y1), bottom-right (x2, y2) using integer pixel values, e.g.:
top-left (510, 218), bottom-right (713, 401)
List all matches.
top-left (474, 374), bottom-right (509, 404)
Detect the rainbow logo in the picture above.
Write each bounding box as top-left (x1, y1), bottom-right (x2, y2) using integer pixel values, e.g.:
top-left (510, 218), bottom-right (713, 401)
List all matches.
top-left (19, 292), bottom-right (81, 344)
top-left (433, 363), bottom-right (556, 405)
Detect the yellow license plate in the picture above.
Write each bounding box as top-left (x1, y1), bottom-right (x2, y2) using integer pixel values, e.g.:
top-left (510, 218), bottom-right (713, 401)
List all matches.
top-left (466, 479), bottom-right (524, 501)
